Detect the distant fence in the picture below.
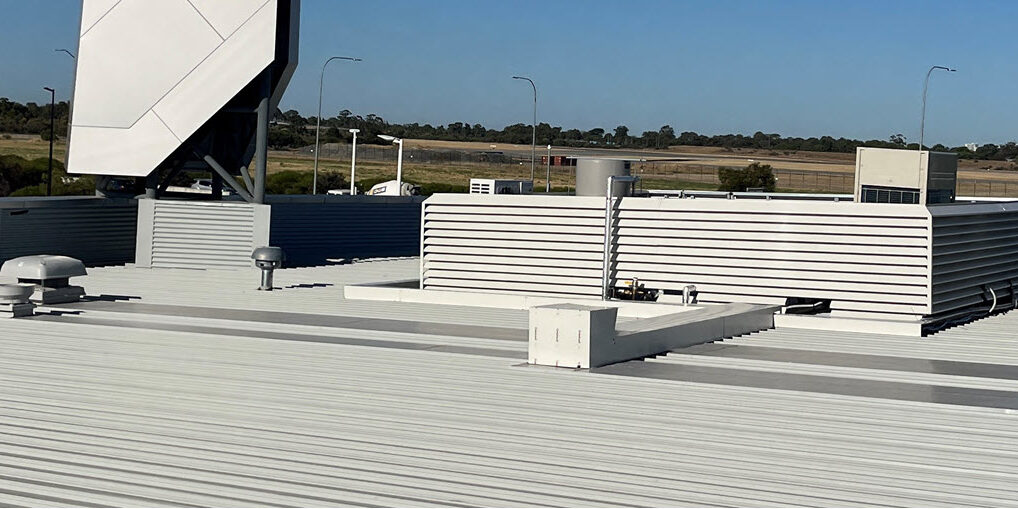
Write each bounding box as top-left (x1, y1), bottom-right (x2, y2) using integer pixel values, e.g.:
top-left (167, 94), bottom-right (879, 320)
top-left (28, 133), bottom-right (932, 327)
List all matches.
top-left (309, 143), bottom-right (532, 167)
top-left (637, 163), bottom-right (1018, 197)
top-left (308, 146), bottom-right (1018, 197)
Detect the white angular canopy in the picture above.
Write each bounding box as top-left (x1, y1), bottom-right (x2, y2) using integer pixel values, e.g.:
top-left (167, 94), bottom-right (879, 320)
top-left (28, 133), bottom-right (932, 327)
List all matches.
top-left (67, 0), bottom-right (299, 177)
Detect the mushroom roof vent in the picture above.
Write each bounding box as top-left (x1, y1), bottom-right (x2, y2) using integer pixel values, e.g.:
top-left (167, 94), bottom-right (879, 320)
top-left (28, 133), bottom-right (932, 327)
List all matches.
top-left (252, 246), bottom-right (285, 263)
top-left (0, 255), bottom-right (88, 282)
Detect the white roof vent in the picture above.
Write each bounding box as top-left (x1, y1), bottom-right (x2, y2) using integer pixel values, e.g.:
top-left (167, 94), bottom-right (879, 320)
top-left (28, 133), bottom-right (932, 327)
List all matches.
top-left (0, 255), bottom-right (87, 304)
top-left (0, 283), bottom-right (36, 318)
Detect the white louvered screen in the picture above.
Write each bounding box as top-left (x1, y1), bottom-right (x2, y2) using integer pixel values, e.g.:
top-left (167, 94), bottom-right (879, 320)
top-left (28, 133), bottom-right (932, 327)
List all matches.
top-left (422, 195), bottom-right (935, 320)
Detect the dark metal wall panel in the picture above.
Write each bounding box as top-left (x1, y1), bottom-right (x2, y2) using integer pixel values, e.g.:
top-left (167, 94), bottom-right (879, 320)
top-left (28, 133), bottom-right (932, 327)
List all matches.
top-left (931, 201), bottom-right (1018, 317)
top-left (269, 196), bottom-right (424, 267)
top-left (0, 197), bottom-right (137, 267)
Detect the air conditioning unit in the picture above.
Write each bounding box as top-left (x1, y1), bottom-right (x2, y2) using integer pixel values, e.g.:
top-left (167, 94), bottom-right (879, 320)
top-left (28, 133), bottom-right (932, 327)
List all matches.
top-left (854, 147), bottom-right (957, 204)
top-left (469, 179), bottom-right (534, 195)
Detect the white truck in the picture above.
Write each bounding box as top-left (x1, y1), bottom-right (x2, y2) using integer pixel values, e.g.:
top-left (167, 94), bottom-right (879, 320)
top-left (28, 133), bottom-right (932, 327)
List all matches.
top-left (365, 180), bottom-right (420, 196)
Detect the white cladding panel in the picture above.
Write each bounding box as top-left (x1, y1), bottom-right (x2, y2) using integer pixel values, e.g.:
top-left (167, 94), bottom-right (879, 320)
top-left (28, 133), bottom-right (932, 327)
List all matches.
top-left (67, 112), bottom-right (183, 174)
top-left (189, 0), bottom-right (269, 38)
top-left (153, 1), bottom-right (277, 141)
top-left (78, 0), bottom-right (118, 36)
top-left (422, 195), bottom-right (935, 320)
top-left (67, 0), bottom-right (287, 177)
top-left (72, 0), bottom-right (223, 128)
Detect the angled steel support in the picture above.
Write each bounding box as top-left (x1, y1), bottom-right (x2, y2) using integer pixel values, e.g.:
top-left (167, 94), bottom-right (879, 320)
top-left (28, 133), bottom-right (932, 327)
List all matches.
top-left (94, 175), bottom-right (111, 197)
top-left (198, 152), bottom-right (254, 203)
top-left (239, 165), bottom-right (254, 193)
top-left (157, 167), bottom-right (182, 195)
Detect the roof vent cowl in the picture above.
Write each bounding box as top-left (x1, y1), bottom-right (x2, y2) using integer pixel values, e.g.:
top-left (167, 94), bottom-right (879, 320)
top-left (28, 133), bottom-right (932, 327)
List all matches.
top-left (0, 255), bottom-right (87, 304)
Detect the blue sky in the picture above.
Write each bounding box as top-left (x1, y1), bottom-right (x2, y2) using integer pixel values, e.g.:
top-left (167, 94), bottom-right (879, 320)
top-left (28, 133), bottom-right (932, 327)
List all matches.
top-left (1, 0), bottom-right (1016, 146)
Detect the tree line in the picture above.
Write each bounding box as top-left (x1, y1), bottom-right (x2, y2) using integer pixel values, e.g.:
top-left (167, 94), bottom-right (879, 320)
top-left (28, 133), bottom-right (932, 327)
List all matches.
top-left (0, 97), bottom-right (69, 139)
top-left (272, 108), bottom-right (1017, 161)
top-left (1, 97), bottom-right (1015, 161)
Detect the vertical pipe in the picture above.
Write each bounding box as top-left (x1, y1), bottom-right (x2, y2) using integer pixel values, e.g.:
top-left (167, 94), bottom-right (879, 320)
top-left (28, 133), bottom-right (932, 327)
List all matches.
top-left (350, 131), bottom-right (358, 195)
top-left (313, 63), bottom-right (326, 196)
top-left (254, 72), bottom-right (269, 204)
top-left (602, 175), bottom-right (638, 300)
top-left (211, 173), bottom-right (223, 200)
top-left (46, 88), bottom-right (55, 196)
top-left (546, 144), bottom-right (551, 192)
top-left (396, 139), bottom-right (404, 193)
top-left (531, 83), bottom-right (537, 184)
top-left (144, 172), bottom-right (158, 199)
top-left (602, 175), bottom-right (615, 300)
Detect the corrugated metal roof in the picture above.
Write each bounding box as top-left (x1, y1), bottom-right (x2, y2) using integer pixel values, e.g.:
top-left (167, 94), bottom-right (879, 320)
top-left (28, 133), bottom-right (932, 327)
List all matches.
top-left (727, 312), bottom-right (1018, 365)
top-left (3, 259), bottom-right (1018, 506)
top-left (68, 259), bottom-right (530, 330)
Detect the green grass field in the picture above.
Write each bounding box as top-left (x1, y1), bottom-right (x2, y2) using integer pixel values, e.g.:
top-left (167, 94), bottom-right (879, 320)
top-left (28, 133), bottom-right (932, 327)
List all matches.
top-left (0, 135), bottom-right (67, 161)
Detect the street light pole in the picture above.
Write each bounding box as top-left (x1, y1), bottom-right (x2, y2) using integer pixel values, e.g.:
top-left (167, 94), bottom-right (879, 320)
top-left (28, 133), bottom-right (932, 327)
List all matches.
top-left (512, 76), bottom-right (537, 184)
top-left (349, 128), bottom-right (360, 195)
top-left (43, 87), bottom-right (55, 196)
top-left (546, 144), bottom-right (551, 192)
top-left (54, 48), bottom-right (75, 59)
top-left (378, 135), bottom-right (404, 194)
top-left (313, 55), bottom-right (361, 195)
top-left (919, 65), bottom-right (955, 180)
top-left (919, 65), bottom-right (955, 152)
top-left (396, 138), bottom-right (404, 190)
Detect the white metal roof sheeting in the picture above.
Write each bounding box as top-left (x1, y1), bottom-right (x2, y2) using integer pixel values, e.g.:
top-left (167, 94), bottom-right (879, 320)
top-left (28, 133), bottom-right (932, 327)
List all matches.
top-left (2, 260), bottom-right (1018, 505)
top-left (59, 259), bottom-right (530, 330)
top-left (727, 311), bottom-right (1018, 365)
top-left (2, 318), bottom-right (1018, 506)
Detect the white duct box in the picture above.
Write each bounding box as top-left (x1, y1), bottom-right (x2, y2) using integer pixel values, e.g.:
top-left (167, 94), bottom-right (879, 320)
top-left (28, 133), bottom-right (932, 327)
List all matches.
top-left (528, 304), bottom-right (618, 369)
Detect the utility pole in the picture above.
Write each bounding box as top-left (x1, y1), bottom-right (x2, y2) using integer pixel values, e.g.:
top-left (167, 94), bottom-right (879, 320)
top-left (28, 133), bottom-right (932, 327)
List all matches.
top-left (512, 76), bottom-right (537, 183)
top-left (546, 144), bottom-right (552, 192)
top-left (313, 56), bottom-right (362, 194)
top-left (43, 87), bottom-right (55, 196)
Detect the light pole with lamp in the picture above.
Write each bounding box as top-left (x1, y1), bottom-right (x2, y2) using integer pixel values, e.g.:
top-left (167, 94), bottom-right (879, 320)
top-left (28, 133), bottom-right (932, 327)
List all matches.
top-left (919, 65), bottom-right (956, 153)
top-left (54, 48), bottom-right (75, 59)
top-left (512, 76), bottom-right (537, 185)
top-left (348, 128), bottom-right (360, 195)
top-left (919, 65), bottom-right (955, 181)
top-left (313, 56), bottom-right (362, 195)
top-left (378, 135), bottom-right (404, 194)
top-left (42, 87), bottom-right (55, 196)
top-left (546, 144), bottom-right (552, 192)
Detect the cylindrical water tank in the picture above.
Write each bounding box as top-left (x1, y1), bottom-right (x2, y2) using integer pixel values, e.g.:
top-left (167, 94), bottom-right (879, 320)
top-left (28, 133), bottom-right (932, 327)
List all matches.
top-left (574, 158), bottom-right (631, 196)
